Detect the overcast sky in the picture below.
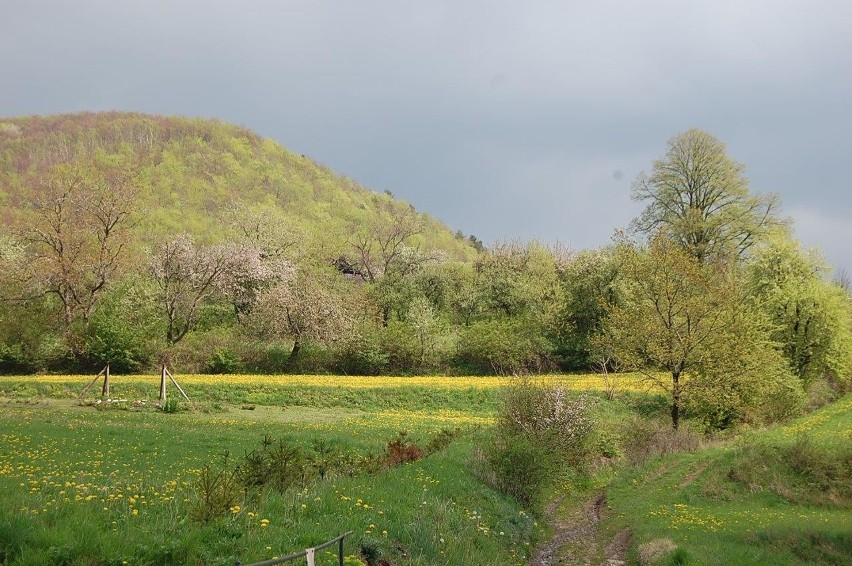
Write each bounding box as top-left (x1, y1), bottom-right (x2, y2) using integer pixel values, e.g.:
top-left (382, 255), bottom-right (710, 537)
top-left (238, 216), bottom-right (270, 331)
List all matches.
top-left (3, 1), bottom-right (850, 272)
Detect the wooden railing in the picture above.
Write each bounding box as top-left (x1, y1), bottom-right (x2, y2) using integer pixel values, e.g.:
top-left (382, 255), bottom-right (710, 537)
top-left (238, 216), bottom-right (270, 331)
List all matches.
top-left (236, 531), bottom-right (354, 566)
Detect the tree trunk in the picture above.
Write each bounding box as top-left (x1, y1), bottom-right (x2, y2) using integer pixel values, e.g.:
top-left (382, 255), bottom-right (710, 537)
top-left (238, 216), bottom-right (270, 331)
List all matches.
top-left (288, 336), bottom-right (302, 366)
top-left (671, 370), bottom-right (680, 430)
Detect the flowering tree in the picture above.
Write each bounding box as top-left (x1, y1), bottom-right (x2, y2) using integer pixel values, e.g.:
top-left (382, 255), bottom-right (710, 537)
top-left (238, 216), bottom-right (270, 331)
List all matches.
top-left (150, 235), bottom-right (291, 346)
top-left (248, 265), bottom-right (352, 365)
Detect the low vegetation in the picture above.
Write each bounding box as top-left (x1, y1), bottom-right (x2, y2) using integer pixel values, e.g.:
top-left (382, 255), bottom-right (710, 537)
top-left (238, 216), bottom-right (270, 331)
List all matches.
top-left (603, 395), bottom-right (852, 565)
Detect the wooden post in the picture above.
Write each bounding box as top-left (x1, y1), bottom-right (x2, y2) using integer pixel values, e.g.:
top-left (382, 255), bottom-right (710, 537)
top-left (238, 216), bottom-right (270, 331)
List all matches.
top-left (80, 366), bottom-right (107, 399)
top-left (159, 365), bottom-right (167, 401)
top-left (101, 363), bottom-right (111, 398)
top-left (165, 367), bottom-right (191, 402)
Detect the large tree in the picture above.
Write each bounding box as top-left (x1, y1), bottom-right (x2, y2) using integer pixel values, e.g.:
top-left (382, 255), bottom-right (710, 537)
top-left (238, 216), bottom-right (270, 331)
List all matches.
top-left (602, 235), bottom-right (799, 429)
top-left (632, 129), bottom-right (785, 262)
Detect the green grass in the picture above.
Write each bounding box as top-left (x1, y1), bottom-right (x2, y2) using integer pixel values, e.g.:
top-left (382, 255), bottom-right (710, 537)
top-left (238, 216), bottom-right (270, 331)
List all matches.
top-left (0, 382), bottom-right (537, 565)
top-left (604, 394), bottom-right (852, 566)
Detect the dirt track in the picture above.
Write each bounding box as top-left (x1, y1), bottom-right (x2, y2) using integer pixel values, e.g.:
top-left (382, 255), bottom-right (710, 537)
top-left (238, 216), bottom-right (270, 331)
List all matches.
top-left (528, 493), bottom-right (630, 566)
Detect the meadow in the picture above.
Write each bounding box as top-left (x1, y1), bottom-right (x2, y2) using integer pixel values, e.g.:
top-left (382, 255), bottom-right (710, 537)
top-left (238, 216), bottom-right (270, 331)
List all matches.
top-left (0, 372), bottom-right (645, 565)
top-left (603, 394), bottom-right (852, 565)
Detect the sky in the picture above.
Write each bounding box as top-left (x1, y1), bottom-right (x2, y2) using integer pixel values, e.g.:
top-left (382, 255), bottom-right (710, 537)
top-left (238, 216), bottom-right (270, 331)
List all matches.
top-left (2, 1), bottom-right (850, 272)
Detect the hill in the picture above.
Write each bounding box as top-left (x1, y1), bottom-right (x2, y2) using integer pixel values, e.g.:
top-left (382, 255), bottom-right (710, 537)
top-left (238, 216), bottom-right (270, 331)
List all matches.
top-left (0, 111), bottom-right (477, 260)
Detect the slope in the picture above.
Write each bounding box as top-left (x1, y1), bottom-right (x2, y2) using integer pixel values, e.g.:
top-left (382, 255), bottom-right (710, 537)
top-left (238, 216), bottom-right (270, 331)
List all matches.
top-left (603, 394), bottom-right (851, 565)
top-left (0, 111), bottom-right (476, 260)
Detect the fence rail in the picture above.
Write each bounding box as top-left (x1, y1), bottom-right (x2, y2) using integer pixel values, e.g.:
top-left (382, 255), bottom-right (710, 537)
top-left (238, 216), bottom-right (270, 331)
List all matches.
top-left (236, 531), bottom-right (354, 566)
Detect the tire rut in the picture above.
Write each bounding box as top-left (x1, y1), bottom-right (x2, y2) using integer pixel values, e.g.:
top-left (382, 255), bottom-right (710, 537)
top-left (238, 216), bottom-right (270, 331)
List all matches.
top-left (528, 494), bottom-right (614, 566)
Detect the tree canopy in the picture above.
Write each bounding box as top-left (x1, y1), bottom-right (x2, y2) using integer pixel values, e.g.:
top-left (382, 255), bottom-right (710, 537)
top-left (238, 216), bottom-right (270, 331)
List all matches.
top-left (632, 128), bottom-right (786, 262)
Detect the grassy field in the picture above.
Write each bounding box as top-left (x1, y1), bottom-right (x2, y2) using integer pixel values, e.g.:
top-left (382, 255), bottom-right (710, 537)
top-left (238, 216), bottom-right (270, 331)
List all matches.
top-left (603, 394), bottom-right (852, 566)
top-left (4, 373), bottom-right (847, 565)
top-left (0, 372), bottom-right (646, 566)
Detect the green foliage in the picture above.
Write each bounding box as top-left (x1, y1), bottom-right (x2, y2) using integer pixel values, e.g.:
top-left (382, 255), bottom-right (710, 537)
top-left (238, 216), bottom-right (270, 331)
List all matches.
top-left (337, 325), bottom-right (390, 375)
top-left (84, 279), bottom-right (162, 373)
top-left (241, 436), bottom-right (307, 493)
top-left (487, 380), bottom-right (594, 506)
top-left (556, 247), bottom-right (622, 369)
top-left (607, 395), bottom-right (852, 566)
top-left (632, 128), bottom-right (785, 262)
top-left (487, 434), bottom-right (551, 507)
top-left (161, 398), bottom-right (180, 414)
top-left (0, 343), bottom-right (30, 375)
top-left (205, 348), bottom-right (245, 374)
top-left (728, 434), bottom-right (852, 507)
top-left (190, 455), bottom-right (244, 523)
top-left (603, 235), bottom-right (804, 430)
top-left (747, 236), bottom-right (852, 387)
top-left (458, 318), bottom-right (554, 374)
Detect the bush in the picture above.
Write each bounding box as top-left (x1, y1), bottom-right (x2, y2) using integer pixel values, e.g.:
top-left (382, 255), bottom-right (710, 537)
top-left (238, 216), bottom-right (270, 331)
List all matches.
top-left (384, 431), bottom-right (424, 466)
top-left (488, 433), bottom-right (551, 507)
top-left (619, 415), bottom-right (703, 465)
top-left (337, 326), bottom-right (389, 375)
top-left (458, 318), bottom-right (554, 375)
top-left (499, 380), bottom-right (594, 464)
top-left (0, 343), bottom-right (32, 374)
top-left (205, 348), bottom-right (244, 374)
top-left (487, 379), bottom-right (595, 506)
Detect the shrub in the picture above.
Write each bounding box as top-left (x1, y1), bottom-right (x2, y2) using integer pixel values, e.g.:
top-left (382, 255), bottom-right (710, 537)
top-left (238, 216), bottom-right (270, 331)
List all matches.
top-left (162, 398), bottom-right (180, 414)
top-left (499, 380), bottom-right (594, 464)
top-left (205, 348), bottom-right (244, 374)
top-left (487, 379), bottom-right (595, 506)
top-left (190, 454), bottom-right (243, 523)
top-left (241, 435), bottom-right (306, 493)
top-left (619, 415), bottom-right (703, 465)
top-left (0, 343), bottom-right (32, 374)
top-left (488, 434), bottom-right (551, 507)
top-left (458, 318), bottom-right (554, 375)
top-left (337, 326), bottom-right (389, 375)
top-left (384, 431), bottom-right (424, 466)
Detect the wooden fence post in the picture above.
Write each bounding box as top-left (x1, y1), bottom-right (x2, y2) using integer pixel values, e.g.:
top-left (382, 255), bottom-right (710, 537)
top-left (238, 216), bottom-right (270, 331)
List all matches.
top-left (159, 365), bottom-right (167, 401)
top-left (101, 363), bottom-right (111, 398)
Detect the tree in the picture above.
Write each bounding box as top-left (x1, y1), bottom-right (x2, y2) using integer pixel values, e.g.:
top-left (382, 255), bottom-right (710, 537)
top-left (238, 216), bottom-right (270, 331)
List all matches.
top-left (248, 266), bottom-right (352, 365)
top-left (25, 164), bottom-right (138, 327)
top-left (556, 247), bottom-right (621, 369)
top-left (475, 241), bottom-right (561, 321)
top-left (150, 235), bottom-right (285, 346)
top-left (602, 235), bottom-right (800, 429)
top-left (632, 129), bottom-right (785, 262)
top-left (226, 200), bottom-right (300, 262)
top-left (746, 236), bottom-right (852, 386)
top-left (348, 204), bottom-right (424, 283)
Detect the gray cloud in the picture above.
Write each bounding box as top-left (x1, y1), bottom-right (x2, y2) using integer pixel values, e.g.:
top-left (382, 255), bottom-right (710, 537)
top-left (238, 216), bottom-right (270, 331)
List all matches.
top-left (2, 0), bottom-right (850, 269)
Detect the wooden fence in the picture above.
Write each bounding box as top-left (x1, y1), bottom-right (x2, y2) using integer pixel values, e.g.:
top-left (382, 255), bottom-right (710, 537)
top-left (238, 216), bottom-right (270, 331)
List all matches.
top-left (236, 531), bottom-right (354, 566)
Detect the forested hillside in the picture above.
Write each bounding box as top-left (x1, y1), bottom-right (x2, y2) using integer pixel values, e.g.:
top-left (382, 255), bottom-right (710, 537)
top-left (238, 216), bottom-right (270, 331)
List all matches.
top-left (0, 112), bottom-right (476, 255)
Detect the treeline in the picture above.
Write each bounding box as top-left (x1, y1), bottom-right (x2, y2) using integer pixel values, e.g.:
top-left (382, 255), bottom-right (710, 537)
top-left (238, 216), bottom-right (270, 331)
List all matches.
top-left (1, 119), bottom-right (850, 430)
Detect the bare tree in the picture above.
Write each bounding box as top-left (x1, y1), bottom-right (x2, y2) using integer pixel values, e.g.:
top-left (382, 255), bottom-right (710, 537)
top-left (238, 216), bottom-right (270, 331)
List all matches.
top-left (26, 165), bottom-right (137, 326)
top-left (226, 200), bottom-right (300, 261)
top-left (348, 204), bottom-right (424, 282)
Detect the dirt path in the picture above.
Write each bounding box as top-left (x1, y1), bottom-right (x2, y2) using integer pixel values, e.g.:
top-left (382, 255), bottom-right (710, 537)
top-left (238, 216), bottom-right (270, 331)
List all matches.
top-left (528, 493), bottom-right (629, 566)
